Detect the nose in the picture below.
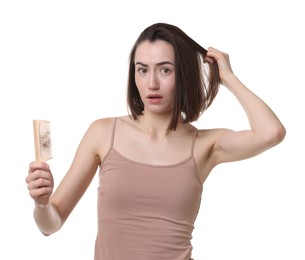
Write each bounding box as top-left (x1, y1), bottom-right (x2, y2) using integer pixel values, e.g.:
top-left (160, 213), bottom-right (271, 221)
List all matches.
top-left (148, 73), bottom-right (160, 90)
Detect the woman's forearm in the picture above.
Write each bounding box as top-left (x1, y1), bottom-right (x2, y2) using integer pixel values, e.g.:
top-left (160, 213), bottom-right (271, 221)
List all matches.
top-left (223, 74), bottom-right (286, 144)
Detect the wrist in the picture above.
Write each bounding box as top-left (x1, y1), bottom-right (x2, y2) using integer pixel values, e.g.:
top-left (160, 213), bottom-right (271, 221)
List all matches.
top-left (35, 202), bottom-right (50, 209)
top-left (221, 72), bottom-right (237, 86)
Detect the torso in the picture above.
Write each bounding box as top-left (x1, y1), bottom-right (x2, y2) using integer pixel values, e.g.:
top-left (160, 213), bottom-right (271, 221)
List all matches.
top-left (95, 116), bottom-right (204, 259)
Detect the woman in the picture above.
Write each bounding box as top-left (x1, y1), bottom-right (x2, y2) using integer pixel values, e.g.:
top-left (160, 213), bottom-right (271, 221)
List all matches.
top-left (26, 23), bottom-right (286, 260)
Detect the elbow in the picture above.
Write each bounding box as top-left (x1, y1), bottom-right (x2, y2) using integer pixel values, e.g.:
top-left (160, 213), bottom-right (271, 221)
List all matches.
top-left (265, 124), bottom-right (286, 147)
top-left (40, 226), bottom-right (60, 236)
top-left (273, 124), bottom-right (286, 144)
top-left (33, 203), bottom-right (64, 237)
top-left (42, 231), bottom-right (52, 237)
top-left (38, 223), bottom-right (62, 237)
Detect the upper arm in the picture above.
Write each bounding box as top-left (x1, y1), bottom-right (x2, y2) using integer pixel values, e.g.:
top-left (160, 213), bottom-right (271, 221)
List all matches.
top-left (212, 128), bottom-right (282, 165)
top-left (50, 118), bottom-right (114, 222)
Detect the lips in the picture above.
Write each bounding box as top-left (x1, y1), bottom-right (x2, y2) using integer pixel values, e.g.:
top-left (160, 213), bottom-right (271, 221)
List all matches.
top-left (146, 94), bottom-right (163, 99)
top-left (146, 94), bottom-right (163, 104)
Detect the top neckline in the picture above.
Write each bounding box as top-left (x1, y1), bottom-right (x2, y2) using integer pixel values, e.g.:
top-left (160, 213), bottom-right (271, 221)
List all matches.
top-left (110, 147), bottom-right (195, 168)
top-left (102, 117), bottom-right (198, 169)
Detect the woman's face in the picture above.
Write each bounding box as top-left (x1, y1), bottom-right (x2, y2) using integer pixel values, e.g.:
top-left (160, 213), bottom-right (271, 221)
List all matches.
top-left (134, 40), bottom-right (176, 116)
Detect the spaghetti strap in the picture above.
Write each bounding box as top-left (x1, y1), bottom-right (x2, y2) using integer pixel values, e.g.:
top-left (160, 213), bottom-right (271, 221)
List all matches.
top-left (109, 117), bottom-right (117, 149)
top-left (100, 117), bottom-right (117, 169)
top-left (191, 130), bottom-right (198, 156)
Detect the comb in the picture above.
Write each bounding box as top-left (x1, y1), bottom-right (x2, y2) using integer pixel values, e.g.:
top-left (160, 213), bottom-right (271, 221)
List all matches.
top-left (33, 120), bottom-right (53, 162)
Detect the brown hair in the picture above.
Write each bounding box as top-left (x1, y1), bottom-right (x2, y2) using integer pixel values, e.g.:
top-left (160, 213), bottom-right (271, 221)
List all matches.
top-left (127, 23), bottom-right (221, 130)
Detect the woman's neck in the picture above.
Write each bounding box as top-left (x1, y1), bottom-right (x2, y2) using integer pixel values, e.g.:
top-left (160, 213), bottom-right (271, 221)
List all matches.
top-left (136, 111), bottom-right (183, 138)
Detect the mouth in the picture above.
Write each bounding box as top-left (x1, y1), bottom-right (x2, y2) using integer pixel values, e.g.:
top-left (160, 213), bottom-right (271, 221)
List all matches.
top-left (146, 94), bottom-right (163, 99)
top-left (146, 94), bottom-right (163, 104)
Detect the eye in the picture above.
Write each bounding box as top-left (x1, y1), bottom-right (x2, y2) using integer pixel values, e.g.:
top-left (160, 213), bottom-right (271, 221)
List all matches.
top-left (161, 68), bottom-right (171, 74)
top-left (137, 67), bottom-right (147, 74)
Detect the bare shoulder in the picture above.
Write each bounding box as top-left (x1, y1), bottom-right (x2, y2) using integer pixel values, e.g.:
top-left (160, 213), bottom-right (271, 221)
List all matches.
top-left (87, 117), bottom-right (122, 140)
top-left (194, 128), bottom-right (232, 164)
top-left (116, 115), bottom-right (137, 127)
top-left (90, 117), bottom-right (117, 131)
top-left (196, 127), bottom-right (231, 144)
top-left (86, 115), bottom-right (136, 139)
top-left (83, 117), bottom-right (119, 157)
top-left (115, 115), bottom-right (142, 134)
top-left (90, 116), bottom-right (137, 139)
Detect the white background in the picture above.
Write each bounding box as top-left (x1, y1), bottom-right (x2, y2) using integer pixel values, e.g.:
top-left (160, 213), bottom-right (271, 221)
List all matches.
top-left (0, 0), bottom-right (304, 259)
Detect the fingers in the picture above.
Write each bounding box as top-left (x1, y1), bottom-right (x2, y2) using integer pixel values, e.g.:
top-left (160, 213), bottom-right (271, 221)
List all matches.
top-left (206, 47), bottom-right (233, 76)
top-left (28, 186), bottom-right (53, 203)
top-left (28, 161), bottom-right (50, 174)
top-left (26, 161), bottom-right (54, 203)
top-left (26, 175), bottom-right (53, 190)
top-left (206, 47), bottom-right (229, 62)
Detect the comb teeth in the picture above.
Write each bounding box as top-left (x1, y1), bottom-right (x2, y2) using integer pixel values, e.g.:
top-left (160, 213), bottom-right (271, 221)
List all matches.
top-left (33, 120), bottom-right (53, 162)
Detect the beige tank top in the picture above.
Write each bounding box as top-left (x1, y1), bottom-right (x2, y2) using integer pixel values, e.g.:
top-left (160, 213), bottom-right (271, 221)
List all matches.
top-left (94, 118), bottom-right (202, 260)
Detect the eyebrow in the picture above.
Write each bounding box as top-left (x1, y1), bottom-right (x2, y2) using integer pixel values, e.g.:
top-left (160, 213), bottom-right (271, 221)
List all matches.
top-left (135, 61), bottom-right (174, 67)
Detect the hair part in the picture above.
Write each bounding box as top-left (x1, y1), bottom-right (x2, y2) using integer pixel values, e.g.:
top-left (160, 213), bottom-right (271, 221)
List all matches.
top-left (127, 22), bottom-right (221, 131)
